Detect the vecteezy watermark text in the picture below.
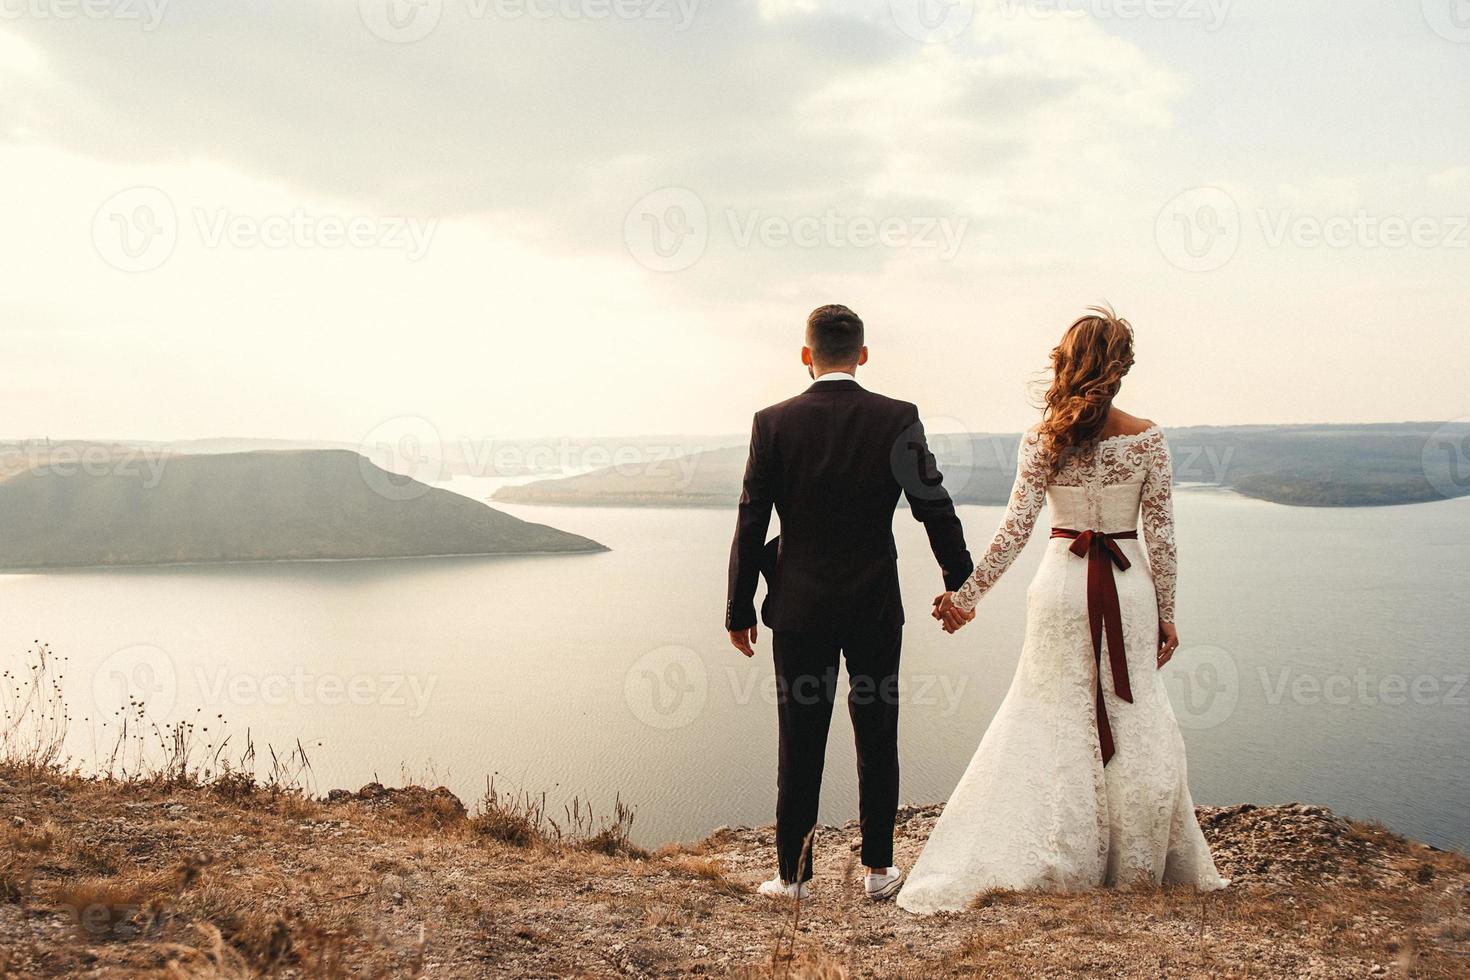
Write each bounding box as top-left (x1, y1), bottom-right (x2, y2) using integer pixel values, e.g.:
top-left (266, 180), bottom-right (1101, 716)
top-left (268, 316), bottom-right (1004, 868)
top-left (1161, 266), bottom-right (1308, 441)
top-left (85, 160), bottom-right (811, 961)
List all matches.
top-left (1157, 186), bottom-right (1469, 272)
top-left (194, 666), bottom-right (438, 719)
top-left (997, 0), bottom-right (1230, 30)
top-left (625, 187), bottom-right (970, 272)
top-left (1, 441), bottom-right (169, 488)
top-left (358, 0), bottom-right (698, 43)
top-left (725, 210), bottom-right (969, 258)
top-left (1259, 666), bottom-right (1468, 708)
top-left (93, 187), bottom-right (437, 273)
top-left (623, 645), bottom-right (972, 731)
top-left (192, 209), bottom-right (436, 259)
top-left (1256, 209), bottom-right (1470, 250)
top-left (1170, 443), bottom-right (1235, 484)
top-left (0, 0), bottom-right (169, 30)
top-left (489, 0), bottom-right (696, 27)
top-left (358, 415), bottom-right (717, 500)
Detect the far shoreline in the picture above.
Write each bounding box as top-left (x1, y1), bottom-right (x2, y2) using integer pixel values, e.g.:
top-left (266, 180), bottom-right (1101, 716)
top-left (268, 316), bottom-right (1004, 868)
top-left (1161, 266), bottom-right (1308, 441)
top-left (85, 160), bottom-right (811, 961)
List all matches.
top-left (494, 484), bottom-right (1470, 510)
top-left (0, 546), bottom-right (610, 575)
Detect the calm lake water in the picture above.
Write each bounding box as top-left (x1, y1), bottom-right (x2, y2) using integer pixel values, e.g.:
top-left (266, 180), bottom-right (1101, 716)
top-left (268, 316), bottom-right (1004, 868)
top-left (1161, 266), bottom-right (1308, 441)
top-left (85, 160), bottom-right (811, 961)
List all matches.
top-left (3, 489), bottom-right (1467, 852)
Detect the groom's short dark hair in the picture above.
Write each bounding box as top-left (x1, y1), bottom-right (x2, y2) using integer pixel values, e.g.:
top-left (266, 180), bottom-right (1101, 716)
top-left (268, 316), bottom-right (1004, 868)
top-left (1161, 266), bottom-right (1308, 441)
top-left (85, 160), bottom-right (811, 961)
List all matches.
top-left (806, 304), bottom-right (864, 366)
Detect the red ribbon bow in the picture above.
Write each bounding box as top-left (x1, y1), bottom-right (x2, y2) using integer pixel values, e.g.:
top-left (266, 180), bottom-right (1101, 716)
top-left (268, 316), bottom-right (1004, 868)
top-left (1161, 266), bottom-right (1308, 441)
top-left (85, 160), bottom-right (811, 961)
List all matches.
top-left (1050, 527), bottom-right (1138, 765)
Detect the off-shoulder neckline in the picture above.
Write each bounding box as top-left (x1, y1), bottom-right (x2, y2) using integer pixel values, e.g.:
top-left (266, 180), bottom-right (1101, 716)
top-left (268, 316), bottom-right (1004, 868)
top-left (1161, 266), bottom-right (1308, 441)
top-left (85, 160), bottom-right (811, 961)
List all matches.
top-left (1023, 424), bottom-right (1163, 451)
top-left (1096, 423), bottom-right (1161, 445)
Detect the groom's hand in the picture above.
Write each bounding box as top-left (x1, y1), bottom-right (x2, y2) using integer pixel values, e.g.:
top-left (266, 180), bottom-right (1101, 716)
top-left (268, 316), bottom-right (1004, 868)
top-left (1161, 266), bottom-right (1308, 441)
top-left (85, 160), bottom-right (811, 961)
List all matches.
top-left (728, 624), bottom-right (758, 658)
top-left (932, 592), bottom-right (975, 634)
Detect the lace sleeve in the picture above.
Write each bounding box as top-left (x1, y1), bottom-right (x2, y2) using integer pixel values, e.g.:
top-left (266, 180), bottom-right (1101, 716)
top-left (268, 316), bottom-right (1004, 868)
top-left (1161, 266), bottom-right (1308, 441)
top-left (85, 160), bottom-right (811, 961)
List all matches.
top-left (1140, 432), bottom-right (1177, 622)
top-left (952, 431), bottom-right (1049, 612)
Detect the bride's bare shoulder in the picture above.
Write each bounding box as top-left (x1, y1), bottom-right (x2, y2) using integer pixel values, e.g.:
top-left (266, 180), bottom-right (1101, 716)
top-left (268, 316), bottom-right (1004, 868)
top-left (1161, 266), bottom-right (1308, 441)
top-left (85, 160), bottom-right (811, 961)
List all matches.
top-left (1102, 408), bottom-right (1157, 438)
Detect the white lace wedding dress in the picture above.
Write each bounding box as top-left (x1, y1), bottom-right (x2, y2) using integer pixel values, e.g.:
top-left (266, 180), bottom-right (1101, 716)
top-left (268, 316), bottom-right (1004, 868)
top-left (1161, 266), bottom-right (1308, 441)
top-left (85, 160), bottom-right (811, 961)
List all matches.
top-left (898, 426), bottom-right (1227, 914)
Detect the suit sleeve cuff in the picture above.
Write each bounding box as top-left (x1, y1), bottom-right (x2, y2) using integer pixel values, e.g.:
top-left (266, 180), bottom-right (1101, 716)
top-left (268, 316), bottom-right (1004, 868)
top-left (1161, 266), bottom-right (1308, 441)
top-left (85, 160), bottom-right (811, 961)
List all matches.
top-left (943, 564), bottom-right (974, 594)
top-left (726, 604), bottom-right (758, 631)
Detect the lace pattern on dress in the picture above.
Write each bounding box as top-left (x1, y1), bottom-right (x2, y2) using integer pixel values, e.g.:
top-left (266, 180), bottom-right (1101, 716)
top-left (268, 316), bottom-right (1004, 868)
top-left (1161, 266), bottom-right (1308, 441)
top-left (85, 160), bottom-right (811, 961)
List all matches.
top-left (952, 430), bottom-right (1047, 612)
top-left (1138, 433), bottom-right (1177, 622)
top-left (897, 424), bottom-right (1221, 913)
top-left (952, 426), bottom-right (1177, 622)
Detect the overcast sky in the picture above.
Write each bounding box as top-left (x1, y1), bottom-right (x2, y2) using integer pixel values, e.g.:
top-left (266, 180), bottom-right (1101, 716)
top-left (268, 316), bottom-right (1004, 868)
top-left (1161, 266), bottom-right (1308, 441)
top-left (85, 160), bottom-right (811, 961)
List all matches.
top-left (2, 0), bottom-right (1467, 444)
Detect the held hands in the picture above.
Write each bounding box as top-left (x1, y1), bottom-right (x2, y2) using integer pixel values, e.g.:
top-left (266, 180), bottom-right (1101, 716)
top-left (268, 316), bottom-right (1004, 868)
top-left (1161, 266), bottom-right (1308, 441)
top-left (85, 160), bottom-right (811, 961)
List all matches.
top-left (1157, 622), bottom-right (1179, 668)
top-left (932, 592), bottom-right (976, 634)
top-left (728, 624), bottom-right (758, 658)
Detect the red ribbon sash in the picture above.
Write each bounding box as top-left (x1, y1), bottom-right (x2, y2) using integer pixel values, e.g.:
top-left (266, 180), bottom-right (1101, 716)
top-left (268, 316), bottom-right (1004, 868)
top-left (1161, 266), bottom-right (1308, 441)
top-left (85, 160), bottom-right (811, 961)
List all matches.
top-left (1050, 527), bottom-right (1138, 765)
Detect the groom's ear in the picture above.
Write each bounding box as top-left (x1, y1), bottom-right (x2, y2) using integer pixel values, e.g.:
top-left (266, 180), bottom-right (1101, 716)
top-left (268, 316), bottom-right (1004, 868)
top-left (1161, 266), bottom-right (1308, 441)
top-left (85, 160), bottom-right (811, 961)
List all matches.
top-left (857, 346), bottom-right (869, 366)
top-left (800, 346), bottom-right (814, 368)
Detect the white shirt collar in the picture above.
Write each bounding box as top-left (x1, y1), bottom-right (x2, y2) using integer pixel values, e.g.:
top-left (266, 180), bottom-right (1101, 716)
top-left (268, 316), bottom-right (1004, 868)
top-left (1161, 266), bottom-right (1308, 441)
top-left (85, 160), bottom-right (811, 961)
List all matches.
top-left (812, 371), bottom-right (857, 383)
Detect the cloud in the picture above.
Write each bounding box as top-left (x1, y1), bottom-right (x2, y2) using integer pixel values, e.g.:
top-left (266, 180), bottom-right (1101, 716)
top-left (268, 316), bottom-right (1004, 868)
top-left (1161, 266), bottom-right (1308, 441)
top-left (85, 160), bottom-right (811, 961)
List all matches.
top-left (4, 0), bottom-right (1463, 439)
top-left (0, 1), bottom-right (1182, 259)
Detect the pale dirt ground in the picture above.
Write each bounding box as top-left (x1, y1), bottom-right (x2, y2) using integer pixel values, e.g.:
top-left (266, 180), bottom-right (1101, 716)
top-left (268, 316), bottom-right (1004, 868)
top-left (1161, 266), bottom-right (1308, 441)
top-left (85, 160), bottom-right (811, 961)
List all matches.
top-left (1, 768), bottom-right (1467, 978)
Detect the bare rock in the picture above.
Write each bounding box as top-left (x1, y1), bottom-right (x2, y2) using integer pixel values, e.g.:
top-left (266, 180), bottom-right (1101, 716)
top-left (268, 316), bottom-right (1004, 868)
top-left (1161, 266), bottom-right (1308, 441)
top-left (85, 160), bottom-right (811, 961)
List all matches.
top-left (324, 782), bottom-right (467, 826)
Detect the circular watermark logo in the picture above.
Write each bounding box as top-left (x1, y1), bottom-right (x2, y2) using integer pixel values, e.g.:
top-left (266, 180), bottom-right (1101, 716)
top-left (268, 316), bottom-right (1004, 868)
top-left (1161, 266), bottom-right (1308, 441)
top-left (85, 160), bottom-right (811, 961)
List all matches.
top-left (891, 415), bottom-right (977, 502)
top-left (92, 644), bottom-right (178, 723)
top-left (359, 0), bottom-right (443, 42)
top-left (1423, 0), bottom-right (1470, 42)
top-left (1163, 643), bottom-right (1239, 730)
top-left (624, 187), bottom-right (708, 272)
top-left (92, 186), bottom-right (178, 273)
top-left (358, 415), bottom-right (445, 501)
top-left (1421, 417), bottom-right (1470, 500)
top-left (890, 0), bottom-right (975, 43)
top-left (624, 645), bottom-right (708, 730)
top-left (1155, 186), bottom-right (1241, 273)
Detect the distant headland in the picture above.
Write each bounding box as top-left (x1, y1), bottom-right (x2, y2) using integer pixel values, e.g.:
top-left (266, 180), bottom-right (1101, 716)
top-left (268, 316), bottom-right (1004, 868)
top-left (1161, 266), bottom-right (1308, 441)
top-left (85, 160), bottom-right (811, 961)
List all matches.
top-left (492, 422), bottom-right (1470, 510)
top-left (0, 449), bottom-right (606, 570)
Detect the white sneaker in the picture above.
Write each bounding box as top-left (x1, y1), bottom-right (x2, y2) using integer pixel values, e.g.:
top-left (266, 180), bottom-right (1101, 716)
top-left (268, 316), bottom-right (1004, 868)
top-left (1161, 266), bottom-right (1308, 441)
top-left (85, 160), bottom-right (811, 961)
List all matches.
top-left (864, 866), bottom-right (904, 901)
top-left (757, 877), bottom-right (810, 900)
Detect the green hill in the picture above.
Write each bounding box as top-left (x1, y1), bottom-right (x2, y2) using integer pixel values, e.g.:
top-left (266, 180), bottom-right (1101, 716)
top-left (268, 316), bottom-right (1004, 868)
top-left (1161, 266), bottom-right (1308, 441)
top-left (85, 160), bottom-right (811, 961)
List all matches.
top-left (0, 449), bottom-right (606, 569)
top-left (491, 422), bottom-right (1470, 509)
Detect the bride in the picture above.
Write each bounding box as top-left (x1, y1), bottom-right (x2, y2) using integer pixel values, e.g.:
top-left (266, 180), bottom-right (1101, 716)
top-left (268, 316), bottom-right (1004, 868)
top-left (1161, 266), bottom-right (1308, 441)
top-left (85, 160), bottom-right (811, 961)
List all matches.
top-left (898, 306), bottom-right (1228, 914)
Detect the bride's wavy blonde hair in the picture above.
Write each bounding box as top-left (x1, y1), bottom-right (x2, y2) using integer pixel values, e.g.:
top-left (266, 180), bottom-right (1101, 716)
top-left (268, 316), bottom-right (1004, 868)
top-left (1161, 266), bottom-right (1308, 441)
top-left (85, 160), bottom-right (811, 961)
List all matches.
top-left (1037, 305), bottom-right (1135, 468)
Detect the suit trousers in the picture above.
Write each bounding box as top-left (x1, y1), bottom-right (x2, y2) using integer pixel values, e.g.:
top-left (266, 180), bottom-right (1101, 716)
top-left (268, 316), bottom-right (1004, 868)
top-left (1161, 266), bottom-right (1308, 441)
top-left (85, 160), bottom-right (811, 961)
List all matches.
top-left (772, 625), bottom-right (903, 882)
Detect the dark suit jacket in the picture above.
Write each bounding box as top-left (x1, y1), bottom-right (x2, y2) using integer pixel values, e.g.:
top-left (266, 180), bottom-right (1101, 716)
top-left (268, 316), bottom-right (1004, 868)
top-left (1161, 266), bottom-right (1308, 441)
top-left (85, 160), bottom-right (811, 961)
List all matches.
top-left (725, 379), bottom-right (974, 634)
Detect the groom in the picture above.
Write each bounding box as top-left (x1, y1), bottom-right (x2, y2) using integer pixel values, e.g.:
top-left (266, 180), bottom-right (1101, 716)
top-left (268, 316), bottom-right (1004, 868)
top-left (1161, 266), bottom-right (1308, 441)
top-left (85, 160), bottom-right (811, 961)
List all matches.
top-left (725, 304), bottom-right (975, 900)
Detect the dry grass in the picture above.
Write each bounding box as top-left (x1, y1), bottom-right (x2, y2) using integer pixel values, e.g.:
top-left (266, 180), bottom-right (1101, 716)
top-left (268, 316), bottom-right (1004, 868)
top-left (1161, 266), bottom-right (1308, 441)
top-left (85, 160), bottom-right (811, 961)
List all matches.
top-left (573, 797), bottom-right (645, 858)
top-left (1, 762), bottom-right (1466, 978)
top-left (469, 782), bottom-right (553, 848)
top-left (0, 812), bottom-right (125, 883)
top-left (0, 851), bottom-right (31, 903)
top-left (2, 641), bottom-right (319, 798)
top-left (931, 873), bottom-right (1470, 978)
top-left (0, 642), bottom-right (71, 773)
top-left (735, 951), bottom-right (852, 979)
top-left (0, 764), bottom-right (448, 976)
top-left (672, 855), bottom-right (751, 896)
top-left (53, 873), bottom-right (173, 940)
top-left (468, 779), bottom-right (646, 858)
top-left (3, 641), bottom-right (1467, 977)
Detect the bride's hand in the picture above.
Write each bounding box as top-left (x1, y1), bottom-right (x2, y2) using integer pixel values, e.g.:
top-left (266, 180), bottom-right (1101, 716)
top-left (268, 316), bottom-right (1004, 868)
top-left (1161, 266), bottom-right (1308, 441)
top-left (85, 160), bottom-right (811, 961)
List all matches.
top-left (933, 592), bottom-right (975, 633)
top-left (1157, 622), bottom-right (1179, 668)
